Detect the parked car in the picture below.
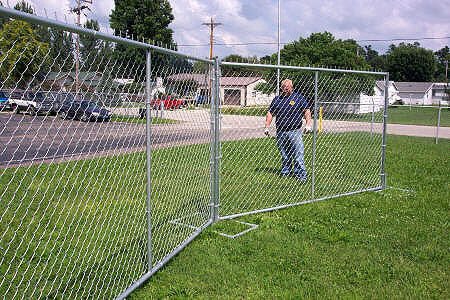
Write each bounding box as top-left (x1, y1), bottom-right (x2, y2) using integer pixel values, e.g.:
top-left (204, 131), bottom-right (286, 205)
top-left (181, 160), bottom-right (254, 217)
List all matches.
top-left (0, 90), bottom-right (8, 110)
top-left (59, 100), bottom-right (112, 122)
top-left (8, 90), bottom-right (54, 115)
top-left (151, 95), bottom-right (184, 110)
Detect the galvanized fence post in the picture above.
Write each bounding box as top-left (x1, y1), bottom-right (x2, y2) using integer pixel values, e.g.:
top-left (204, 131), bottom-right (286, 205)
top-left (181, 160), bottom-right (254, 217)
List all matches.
top-left (209, 60), bottom-right (220, 222)
top-left (371, 98), bottom-right (375, 137)
top-left (381, 73), bottom-right (389, 189)
top-left (145, 49), bottom-right (153, 271)
top-left (436, 105), bottom-right (441, 144)
top-left (311, 71), bottom-right (318, 200)
top-left (213, 58), bottom-right (221, 222)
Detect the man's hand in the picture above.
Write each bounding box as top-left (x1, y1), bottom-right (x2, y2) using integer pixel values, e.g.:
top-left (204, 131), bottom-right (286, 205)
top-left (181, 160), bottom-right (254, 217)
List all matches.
top-left (304, 124), bottom-right (312, 134)
top-left (264, 127), bottom-right (270, 137)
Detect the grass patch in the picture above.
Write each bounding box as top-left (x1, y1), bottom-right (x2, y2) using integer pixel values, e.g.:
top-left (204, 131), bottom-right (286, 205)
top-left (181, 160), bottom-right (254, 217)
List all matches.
top-left (1, 134), bottom-right (448, 298)
top-left (386, 106), bottom-right (449, 127)
top-left (129, 135), bottom-right (449, 299)
top-left (110, 115), bottom-right (179, 124)
top-left (222, 105), bottom-right (268, 116)
top-left (324, 106), bottom-right (450, 127)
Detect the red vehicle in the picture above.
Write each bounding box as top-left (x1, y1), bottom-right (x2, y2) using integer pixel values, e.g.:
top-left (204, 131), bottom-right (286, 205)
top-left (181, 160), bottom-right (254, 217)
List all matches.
top-left (151, 95), bottom-right (184, 110)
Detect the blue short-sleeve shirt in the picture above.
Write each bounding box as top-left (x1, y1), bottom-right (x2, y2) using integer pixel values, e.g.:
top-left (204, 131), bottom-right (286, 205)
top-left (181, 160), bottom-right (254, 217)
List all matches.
top-left (269, 92), bottom-right (310, 131)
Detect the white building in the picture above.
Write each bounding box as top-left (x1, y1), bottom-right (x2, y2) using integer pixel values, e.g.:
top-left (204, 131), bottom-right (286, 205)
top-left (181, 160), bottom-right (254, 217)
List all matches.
top-left (431, 83), bottom-right (449, 105)
top-left (219, 77), bottom-right (275, 106)
top-left (355, 81), bottom-right (400, 114)
top-left (166, 74), bottom-right (276, 106)
top-left (394, 82), bottom-right (434, 105)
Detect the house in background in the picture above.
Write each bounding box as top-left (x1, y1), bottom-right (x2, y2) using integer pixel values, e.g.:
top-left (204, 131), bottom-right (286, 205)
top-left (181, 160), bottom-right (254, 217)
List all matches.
top-left (431, 83), bottom-right (449, 105)
top-left (166, 74), bottom-right (275, 106)
top-left (395, 82), bottom-right (434, 105)
top-left (44, 72), bottom-right (103, 92)
top-left (220, 77), bottom-right (275, 106)
top-left (359, 80), bottom-right (400, 113)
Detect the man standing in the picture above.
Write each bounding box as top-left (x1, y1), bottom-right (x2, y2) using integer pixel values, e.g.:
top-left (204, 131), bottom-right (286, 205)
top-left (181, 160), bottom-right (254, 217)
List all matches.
top-left (264, 79), bottom-right (312, 180)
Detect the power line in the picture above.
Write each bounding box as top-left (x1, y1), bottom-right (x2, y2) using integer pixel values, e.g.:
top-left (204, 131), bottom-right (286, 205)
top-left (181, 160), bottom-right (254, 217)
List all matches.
top-left (176, 36), bottom-right (450, 47)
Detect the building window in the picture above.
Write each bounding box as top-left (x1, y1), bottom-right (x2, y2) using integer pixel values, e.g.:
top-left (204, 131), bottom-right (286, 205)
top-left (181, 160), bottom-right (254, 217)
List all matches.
top-left (252, 91), bottom-right (257, 97)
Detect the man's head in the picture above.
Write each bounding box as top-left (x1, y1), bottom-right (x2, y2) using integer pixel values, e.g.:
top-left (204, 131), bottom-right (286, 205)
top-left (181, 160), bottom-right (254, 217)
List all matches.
top-left (281, 79), bottom-right (293, 96)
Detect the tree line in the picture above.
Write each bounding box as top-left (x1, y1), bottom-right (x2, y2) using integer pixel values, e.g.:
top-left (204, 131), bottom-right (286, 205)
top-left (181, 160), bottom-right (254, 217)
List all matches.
top-left (221, 32), bottom-right (449, 83)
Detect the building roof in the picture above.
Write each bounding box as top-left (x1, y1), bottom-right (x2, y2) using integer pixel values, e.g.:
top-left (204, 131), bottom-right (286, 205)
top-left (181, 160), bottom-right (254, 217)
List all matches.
top-left (375, 80), bottom-right (397, 91)
top-left (166, 74), bottom-right (262, 87)
top-left (221, 77), bottom-right (261, 86)
top-left (394, 82), bottom-right (434, 94)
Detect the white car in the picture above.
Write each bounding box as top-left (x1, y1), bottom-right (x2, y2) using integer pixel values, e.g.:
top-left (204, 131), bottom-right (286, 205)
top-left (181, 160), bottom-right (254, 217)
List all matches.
top-left (9, 90), bottom-right (54, 115)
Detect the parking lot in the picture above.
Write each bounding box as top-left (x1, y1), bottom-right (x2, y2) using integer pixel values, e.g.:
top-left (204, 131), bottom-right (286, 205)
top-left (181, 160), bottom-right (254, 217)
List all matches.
top-left (0, 112), bottom-right (212, 168)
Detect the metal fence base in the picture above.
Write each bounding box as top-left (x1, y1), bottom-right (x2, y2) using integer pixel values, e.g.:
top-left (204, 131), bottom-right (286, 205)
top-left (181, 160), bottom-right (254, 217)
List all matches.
top-left (115, 220), bottom-right (213, 300)
top-left (219, 186), bottom-right (383, 221)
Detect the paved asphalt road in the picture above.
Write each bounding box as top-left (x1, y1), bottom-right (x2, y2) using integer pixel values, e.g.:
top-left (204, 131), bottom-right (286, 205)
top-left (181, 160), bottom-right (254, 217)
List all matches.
top-left (0, 109), bottom-right (448, 168)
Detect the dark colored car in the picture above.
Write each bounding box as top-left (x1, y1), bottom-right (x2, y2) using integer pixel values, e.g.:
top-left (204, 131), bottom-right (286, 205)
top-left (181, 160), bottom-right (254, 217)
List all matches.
top-left (59, 100), bottom-right (112, 122)
top-left (0, 90), bottom-right (8, 110)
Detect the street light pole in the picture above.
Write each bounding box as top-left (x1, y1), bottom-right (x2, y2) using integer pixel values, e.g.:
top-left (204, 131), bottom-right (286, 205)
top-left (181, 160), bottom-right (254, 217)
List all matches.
top-left (71, 0), bottom-right (92, 95)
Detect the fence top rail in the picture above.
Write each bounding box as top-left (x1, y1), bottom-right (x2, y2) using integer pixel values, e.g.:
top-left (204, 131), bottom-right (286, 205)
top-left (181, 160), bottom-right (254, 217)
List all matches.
top-left (0, 6), bottom-right (214, 64)
top-left (220, 61), bottom-right (388, 76)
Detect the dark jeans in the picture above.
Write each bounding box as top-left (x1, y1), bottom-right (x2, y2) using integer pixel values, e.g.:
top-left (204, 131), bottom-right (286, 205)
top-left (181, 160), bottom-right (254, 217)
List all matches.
top-left (276, 129), bottom-right (307, 179)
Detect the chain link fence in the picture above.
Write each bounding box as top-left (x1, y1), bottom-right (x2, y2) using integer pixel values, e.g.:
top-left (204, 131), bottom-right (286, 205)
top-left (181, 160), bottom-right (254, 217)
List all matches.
top-left (0, 7), bottom-right (389, 299)
top-left (0, 7), bottom-right (213, 299)
top-left (218, 63), bottom-right (387, 219)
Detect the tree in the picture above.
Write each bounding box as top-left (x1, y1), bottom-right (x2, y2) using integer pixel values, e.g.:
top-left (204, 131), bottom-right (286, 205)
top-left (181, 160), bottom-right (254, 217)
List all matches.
top-left (109, 0), bottom-right (177, 81)
top-left (255, 32), bottom-right (375, 106)
top-left (221, 54), bottom-right (264, 76)
top-left (0, 20), bottom-right (50, 88)
top-left (434, 46), bottom-right (449, 82)
top-left (14, 0), bottom-right (33, 14)
top-left (48, 27), bottom-right (74, 72)
top-left (80, 19), bottom-right (104, 71)
top-left (386, 42), bottom-right (438, 82)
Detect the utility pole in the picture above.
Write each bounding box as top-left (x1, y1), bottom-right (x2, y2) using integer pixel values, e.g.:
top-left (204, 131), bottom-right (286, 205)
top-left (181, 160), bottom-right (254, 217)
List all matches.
top-left (71, 0), bottom-right (92, 95)
top-left (202, 17), bottom-right (222, 59)
top-left (202, 18), bottom-right (222, 103)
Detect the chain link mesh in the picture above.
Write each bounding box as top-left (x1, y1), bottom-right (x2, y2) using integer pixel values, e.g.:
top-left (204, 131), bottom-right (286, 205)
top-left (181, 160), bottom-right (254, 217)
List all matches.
top-left (0, 14), bottom-right (212, 298)
top-left (218, 64), bottom-right (385, 218)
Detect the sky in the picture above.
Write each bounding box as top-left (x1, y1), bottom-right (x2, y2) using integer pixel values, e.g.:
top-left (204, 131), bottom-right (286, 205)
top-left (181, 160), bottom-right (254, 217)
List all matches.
top-left (4, 0), bottom-right (450, 60)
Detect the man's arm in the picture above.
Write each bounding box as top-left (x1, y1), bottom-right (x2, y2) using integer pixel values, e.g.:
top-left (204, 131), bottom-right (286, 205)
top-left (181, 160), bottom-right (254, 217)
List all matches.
top-left (304, 109), bottom-right (312, 132)
top-left (265, 111), bottom-right (273, 127)
top-left (264, 111), bottom-right (273, 136)
top-left (304, 109), bottom-right (311, 126)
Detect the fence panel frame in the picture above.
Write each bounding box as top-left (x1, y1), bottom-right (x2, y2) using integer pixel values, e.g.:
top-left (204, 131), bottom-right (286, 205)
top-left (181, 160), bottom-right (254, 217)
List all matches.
top-left (218, 61), bottom-right (388, 221)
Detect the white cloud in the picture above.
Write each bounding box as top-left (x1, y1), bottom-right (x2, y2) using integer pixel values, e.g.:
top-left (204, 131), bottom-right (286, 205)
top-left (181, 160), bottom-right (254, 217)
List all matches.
top-left (4, 0), bottom-right (449, 58)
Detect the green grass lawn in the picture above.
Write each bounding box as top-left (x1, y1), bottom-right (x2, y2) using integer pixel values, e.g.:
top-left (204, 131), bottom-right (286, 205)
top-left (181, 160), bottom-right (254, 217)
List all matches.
top-left (111, 115), bottom-right (179, 124)
top-left (0, 134), bottom-right (448, 298)
top-left (385, 106), bottom-right (449, 127)
top-left (130, 135), bottom-right (449, 299)
top-left (222, 106), bottom-right (268, 116)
